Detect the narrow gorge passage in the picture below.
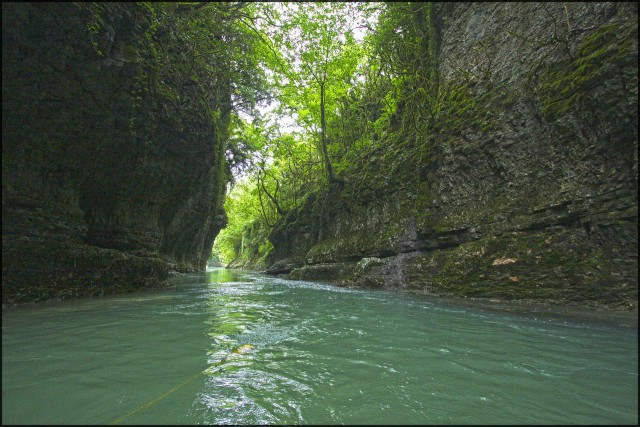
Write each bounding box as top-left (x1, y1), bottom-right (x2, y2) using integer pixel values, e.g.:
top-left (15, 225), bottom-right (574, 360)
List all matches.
top-left (2, 2), bottom-right (637, 425)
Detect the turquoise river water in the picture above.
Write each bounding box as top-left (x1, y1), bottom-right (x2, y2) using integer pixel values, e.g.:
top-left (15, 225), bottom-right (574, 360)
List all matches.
top-left (2, 268), bottom-right (638, 424)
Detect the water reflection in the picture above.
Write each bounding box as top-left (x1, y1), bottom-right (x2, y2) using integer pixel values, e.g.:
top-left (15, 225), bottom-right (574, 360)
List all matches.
top-left (204, 267), bottom-right (242, 283)
top-left (191, 270), bottom-right (310, 424)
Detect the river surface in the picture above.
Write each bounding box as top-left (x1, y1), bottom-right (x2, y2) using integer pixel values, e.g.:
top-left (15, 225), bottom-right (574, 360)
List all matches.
top-left (2, 268), bottom-right (638, 425)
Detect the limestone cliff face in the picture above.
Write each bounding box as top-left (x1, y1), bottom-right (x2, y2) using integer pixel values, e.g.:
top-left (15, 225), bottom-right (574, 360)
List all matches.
top-left (2, 3), bottom-right (229, 303)
top-left (267, 3), bottom-right (638, 309)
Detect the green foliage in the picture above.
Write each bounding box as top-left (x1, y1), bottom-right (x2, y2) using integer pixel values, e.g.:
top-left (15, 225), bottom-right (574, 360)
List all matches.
top-left (270, 2), bottom-right (369, 184)
top-left (214, 3), bottom-right (379, 264)
top-left (367, 2), bottom-right (440, 137)
top-left (211, 179), bottom-right (278, 269)
top-left (84, 2), bottom-right (105, 57)
top-left (213, 118), bottom-right (326, 266)
top-left (212, 179), bottom-right (264, 265)
top-left (213, 2), bottom-right (493, 266)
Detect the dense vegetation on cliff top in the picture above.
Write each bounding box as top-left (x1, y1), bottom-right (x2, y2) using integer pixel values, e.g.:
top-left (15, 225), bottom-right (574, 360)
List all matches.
top-left (212, 2), bottom-right (454, 267)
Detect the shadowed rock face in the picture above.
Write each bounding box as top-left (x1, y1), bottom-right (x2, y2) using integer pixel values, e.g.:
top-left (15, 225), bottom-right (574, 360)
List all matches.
top-left (2, 3), bottom-right (229, 303)
top-left (267, 2), bottom-right (638, 309)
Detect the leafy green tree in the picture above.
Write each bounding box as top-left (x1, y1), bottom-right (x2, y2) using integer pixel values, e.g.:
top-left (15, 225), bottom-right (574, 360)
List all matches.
top-left (271, 3), bottom-right (370, 184)
top-left (212, 2), bottom-right (386, 265)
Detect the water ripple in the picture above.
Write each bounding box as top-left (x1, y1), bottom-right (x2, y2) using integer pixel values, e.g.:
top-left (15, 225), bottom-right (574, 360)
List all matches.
top-left (2, 269), bottom-right (637, 425)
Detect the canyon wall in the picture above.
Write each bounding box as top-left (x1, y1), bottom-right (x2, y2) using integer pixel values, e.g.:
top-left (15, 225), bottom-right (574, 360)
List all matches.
top-left (2, 3), bottom-right (229, 303)
top-left (266, 2), bottom-right (638, 309)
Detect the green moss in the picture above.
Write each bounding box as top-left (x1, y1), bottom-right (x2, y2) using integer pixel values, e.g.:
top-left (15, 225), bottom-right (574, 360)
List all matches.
top-left (411, 181), bottom-right (440, 234)
top-left (538, 19), bottom-right (637, 121)
top-left (424, 228), bottom-right (636, 306)
top-left (435, 80), bottom-right (496, 136)
top-left (2, 240), bottom-right (171, 304)
top-left (307, 214), bottom-right (409, 264)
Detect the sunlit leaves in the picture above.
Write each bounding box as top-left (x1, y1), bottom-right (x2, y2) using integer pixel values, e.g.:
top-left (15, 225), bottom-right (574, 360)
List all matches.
top-left (213, 2), bottom-right (384, 264)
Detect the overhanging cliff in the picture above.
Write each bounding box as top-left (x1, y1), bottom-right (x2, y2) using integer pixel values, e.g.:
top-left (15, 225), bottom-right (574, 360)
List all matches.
top-left (2, 3), bottom-right (230, 303)
top-left (266, 2), bottom-right (638, 309)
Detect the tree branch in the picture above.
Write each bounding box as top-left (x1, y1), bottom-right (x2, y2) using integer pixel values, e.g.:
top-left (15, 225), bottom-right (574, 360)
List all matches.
top-left (176, 2), bottom-right (209, 12)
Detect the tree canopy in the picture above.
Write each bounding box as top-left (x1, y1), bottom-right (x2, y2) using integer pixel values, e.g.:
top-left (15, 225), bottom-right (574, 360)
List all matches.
top-left (209, 2), bottom-right (453, 267)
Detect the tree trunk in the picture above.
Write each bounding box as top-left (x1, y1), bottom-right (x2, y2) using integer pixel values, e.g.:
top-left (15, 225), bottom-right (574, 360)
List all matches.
top-left (320, 82), bottom-right (343, 184)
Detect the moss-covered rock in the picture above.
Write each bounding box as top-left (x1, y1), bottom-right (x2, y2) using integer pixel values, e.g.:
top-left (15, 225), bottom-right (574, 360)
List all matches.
top-left (2, 3), bottom-right (231, 303)
top-left (2, 239), bottom-right (171, 305)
